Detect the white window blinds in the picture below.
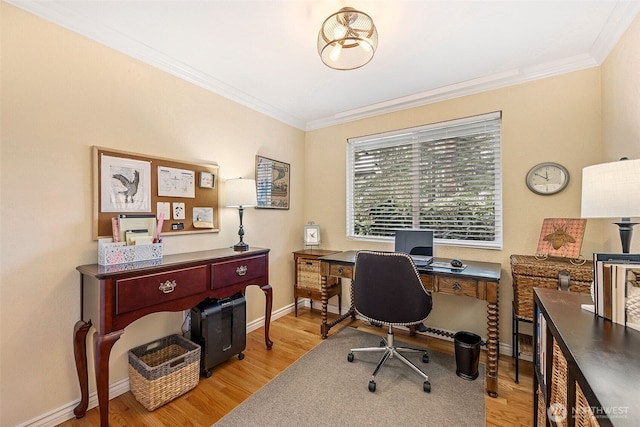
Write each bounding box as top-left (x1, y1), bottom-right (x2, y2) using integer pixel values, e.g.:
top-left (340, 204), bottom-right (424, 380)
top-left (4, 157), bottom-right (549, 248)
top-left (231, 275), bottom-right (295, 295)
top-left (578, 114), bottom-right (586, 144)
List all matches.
top-left (347, 112), bottom-right (502, 248)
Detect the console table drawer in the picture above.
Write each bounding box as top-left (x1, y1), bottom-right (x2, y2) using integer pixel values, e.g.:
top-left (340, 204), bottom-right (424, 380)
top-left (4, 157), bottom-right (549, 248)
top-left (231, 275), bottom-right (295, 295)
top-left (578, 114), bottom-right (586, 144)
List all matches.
top-left (115, 266), bottom-right (208, 314)
top-left (211, 255), bottom-right (266, 289)
top-left (437, 276), bottom-right (478, 297)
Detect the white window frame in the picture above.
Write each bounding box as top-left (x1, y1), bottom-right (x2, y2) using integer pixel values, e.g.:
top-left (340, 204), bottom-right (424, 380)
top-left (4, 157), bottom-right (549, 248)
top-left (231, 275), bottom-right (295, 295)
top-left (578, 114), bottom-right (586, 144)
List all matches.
top-left (346, 112), bottom-right (503, 249)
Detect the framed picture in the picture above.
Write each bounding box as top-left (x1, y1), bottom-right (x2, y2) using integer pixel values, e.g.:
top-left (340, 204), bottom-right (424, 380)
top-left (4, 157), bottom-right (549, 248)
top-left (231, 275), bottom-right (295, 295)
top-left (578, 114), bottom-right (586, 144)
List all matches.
top-left (536, 218), bottom-right (587, 259)
top-left (304, 225), bottom-right (321, 246)
top-left (199, 171), bottom-right (214, 188)
top-left (255, 155), bottom-right (290, 209)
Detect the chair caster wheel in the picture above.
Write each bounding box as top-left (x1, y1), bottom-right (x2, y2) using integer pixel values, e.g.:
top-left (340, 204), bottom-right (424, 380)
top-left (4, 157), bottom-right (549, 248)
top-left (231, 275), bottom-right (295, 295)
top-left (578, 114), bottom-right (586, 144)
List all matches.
top-left (238, 352), bottom-right (245, 360)
top-left (422, 353), bottom-right (429, 363)
top-left (368, 380), bottom-right (376, 392)
top-left (347, 353), bottom-right (354, 362)
top-left (203, 369), bottom-right (212, 378)
top-left (423, 381), bottom-right (431, 393)
top-left (379, 340), bottom-right (385, 347)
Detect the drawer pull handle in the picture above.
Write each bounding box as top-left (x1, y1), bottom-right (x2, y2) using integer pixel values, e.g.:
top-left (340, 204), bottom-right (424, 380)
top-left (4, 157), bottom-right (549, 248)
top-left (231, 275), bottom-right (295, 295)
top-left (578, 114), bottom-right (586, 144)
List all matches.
top-left (236, 265), bottom-right (248, 276)
top-left (337, 266), bottom-right (344, 274)
top-left (451, 282), bottom-right (461, 291)
top-left (159, 280), bottom-right (177, 294)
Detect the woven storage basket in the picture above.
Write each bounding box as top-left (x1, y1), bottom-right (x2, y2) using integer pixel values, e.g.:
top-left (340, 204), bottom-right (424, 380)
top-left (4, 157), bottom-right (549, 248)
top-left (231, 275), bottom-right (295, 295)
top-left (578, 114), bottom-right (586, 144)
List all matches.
top-left (575, 382), bottom-right (601, 427)
top-left (550, 339), bottom-right (568, 427)
top-left (536, 384), bottom-right (547, 427)
top-left (511, 255), bottom-right (593, 320)
top-left (297, 258), bottom-right (322, 290)
top-left (128, 334), bottom-right (200, 411)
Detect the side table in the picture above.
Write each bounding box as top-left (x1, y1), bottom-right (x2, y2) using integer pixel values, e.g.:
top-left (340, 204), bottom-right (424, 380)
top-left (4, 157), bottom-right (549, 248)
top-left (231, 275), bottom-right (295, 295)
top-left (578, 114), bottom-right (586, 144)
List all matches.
top-left (293, 249), bottom-right (341, 316)
top-left (510, 254), bottom-right (593, 383)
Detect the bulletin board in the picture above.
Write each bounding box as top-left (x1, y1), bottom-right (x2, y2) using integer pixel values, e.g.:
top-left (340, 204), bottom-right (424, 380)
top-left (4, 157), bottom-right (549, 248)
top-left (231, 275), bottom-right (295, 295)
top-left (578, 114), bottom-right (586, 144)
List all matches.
top-left (93, 146), bottom-right (219, 239)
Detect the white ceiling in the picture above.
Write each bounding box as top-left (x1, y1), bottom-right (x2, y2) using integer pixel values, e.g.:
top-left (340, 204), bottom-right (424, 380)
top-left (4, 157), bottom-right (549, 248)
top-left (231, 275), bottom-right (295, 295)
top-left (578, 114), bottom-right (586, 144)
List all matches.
top-left (8, 0), bottom-right (640, 130)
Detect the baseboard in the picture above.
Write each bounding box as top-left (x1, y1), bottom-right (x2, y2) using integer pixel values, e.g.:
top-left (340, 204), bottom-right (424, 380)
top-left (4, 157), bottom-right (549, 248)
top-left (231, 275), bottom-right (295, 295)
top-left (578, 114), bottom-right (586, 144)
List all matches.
top-left (21, 302), bottom-right (517, 426)
top-left (19, 306), bottom-right (291, 427)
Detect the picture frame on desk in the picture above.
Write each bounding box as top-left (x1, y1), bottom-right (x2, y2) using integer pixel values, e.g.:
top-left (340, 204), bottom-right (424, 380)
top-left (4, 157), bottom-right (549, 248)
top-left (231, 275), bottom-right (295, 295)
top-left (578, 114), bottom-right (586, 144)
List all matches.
top-left (304, 225), bottom-right (321, 246)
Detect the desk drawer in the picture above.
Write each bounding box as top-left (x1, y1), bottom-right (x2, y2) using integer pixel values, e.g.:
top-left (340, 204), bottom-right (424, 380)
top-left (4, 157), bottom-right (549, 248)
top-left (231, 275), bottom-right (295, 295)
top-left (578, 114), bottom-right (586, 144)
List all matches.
top-left (436, 276), bottom-right (478, 298)
top-left (325, 263), bottom-right (353, 279)
top-left (211, 255), bottom-right (266, 289)
top-left (115, 266), bottom-right (208, 314)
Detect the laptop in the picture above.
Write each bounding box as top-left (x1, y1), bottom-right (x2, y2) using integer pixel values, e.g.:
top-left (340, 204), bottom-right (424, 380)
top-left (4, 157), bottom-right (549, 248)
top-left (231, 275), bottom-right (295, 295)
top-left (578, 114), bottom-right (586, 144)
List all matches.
top-left (394, 229), bottom-right (434, 267)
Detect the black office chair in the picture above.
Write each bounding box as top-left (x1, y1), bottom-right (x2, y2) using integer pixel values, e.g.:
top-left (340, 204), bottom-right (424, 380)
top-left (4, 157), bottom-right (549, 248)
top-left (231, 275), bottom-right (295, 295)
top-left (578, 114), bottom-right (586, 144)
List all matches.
top-left (347, 250), bottom-right (433, 393)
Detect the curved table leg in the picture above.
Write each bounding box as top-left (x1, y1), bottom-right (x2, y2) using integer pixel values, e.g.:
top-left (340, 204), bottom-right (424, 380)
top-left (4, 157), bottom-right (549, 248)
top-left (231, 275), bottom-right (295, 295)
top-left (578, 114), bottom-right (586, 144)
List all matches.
top-left (95, 330), bottom-right (124, 427)
top-left (73, 320), bottom-right (92, 418)
top-left (260, 284), bottom-right (274, 350)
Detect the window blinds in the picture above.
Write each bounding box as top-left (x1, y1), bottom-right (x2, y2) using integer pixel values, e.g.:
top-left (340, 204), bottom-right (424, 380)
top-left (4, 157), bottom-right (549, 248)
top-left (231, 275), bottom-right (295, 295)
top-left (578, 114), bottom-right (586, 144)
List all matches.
top-left (347, 111), bottom-right (502, 248)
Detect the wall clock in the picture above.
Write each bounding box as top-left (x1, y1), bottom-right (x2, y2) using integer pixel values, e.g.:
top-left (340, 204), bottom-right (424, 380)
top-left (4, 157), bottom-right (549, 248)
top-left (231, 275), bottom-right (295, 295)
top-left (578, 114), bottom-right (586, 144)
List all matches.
top-left (304, 225), bottom-right (321, 246)
top-left (526, 162), bottom-right (570, 195)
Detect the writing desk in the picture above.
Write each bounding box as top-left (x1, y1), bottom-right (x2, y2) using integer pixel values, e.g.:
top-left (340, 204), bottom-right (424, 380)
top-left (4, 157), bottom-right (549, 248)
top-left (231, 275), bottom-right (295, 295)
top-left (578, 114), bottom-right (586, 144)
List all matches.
top-left (319, 251), bottom-right (501, 397)
top-left (73, 247), bottom-right (272, 427)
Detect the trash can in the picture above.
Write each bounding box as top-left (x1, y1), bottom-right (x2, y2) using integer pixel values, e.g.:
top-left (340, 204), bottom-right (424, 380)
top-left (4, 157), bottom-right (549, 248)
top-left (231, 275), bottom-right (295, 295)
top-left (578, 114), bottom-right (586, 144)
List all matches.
top-left (454, 331), bottom-right (481, 380)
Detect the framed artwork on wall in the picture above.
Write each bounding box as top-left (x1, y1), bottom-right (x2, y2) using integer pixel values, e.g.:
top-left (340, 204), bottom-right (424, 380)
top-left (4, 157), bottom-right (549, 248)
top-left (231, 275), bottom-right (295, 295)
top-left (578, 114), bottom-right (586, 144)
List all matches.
top-left (255, 155), bottom-right (290, 209)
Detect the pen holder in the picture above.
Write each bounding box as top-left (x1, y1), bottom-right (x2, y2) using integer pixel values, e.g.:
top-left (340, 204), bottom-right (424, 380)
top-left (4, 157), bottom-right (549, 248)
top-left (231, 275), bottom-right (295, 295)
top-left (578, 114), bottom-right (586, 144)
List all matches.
top-left (98, 238), bottom-right (163, 265)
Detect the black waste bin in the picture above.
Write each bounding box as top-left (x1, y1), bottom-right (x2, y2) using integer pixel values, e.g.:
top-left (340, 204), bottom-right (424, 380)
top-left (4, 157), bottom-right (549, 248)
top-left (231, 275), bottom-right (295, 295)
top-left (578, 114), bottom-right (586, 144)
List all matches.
top-left (454, 331), bottom-right (481, 380)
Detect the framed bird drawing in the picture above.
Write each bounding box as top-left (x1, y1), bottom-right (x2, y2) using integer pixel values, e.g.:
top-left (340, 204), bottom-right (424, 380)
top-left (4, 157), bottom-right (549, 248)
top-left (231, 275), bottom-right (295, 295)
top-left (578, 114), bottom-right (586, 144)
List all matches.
top-left (535, 218), bottom-right (587, 259)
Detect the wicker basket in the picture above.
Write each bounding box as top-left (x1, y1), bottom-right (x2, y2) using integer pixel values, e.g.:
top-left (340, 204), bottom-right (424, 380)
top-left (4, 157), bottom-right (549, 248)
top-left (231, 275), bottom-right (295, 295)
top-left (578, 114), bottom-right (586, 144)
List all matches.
top-left (128, 334), bottom-right (201, 411)
top-left (550, 339), bottom-right (568, 427)
top-left (536, 384), bottom-right (547, 427)
top-left (511, 255), bottom-right (593, 320)
top-left (297, 258), bottom-right (322, 290)
top-left (575, 382), bottom-right (601, 427)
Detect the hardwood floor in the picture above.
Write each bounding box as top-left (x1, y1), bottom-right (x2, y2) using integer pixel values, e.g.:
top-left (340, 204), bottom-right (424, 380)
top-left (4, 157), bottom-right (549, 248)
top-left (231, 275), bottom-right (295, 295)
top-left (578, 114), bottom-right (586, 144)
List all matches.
top-left (58, 309), bottom-right (533, 426)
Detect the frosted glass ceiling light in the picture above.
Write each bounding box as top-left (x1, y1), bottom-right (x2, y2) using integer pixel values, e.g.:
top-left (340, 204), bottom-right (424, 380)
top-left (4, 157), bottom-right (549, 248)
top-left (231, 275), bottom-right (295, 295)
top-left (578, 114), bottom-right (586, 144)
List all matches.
top-left (317, 7), bottom-right (378, 70)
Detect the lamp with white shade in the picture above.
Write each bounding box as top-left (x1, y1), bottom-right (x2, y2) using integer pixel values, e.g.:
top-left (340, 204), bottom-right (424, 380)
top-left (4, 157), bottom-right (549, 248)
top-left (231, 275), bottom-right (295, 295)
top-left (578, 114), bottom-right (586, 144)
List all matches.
top-left (581, 158), bottom-right (640, 253)
top-left (225, 178), bottom-right (257, 251)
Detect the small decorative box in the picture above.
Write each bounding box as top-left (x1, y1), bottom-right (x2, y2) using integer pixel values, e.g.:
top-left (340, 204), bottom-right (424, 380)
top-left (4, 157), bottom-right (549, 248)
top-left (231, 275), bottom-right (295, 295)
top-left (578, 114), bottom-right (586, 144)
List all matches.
top-left (98, 238), bottom-right (163, 265)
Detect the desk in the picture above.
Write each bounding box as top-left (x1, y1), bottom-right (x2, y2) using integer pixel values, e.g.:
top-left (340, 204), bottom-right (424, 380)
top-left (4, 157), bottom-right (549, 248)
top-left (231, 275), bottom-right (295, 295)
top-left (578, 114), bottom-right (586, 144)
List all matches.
top-left (73, 247), bottom-right (272, 427)
top-left (319, 251), bottom-right (501, 397)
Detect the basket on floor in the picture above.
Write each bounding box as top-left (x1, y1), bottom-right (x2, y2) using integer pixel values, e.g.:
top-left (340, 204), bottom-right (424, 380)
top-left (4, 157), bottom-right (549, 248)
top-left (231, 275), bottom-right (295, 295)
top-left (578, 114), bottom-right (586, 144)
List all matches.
top-left (128, 334), bottom-right (201, 411)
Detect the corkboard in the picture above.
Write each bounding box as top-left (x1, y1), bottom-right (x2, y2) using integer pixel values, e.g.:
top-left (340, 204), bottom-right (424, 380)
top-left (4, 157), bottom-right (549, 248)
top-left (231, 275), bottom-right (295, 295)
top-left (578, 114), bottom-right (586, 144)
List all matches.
top-left (93, 146), bottom-right (219, 239)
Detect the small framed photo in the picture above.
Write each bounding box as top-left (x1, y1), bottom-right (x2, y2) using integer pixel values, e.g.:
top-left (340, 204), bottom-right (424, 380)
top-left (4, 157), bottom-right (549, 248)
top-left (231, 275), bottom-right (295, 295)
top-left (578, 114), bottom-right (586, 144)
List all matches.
top-left (199, 171), bottom-right (214, 188)
top-left (304, 225), bottom-right (321, 246)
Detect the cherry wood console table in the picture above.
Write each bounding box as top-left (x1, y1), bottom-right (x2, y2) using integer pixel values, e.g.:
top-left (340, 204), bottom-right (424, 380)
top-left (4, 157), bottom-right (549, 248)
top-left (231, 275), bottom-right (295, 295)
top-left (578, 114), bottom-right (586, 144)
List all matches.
top-left (73, 247), bottom-right (272, 426)
top-left (318, 251), bottom-right (501, 397)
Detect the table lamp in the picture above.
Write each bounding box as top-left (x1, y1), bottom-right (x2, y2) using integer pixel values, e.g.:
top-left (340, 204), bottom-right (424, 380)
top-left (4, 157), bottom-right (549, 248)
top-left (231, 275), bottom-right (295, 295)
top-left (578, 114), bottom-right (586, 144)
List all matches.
top-left (225, 177), bottom-right (257, 251)
top-left (581, 158), bottom-right (640, 253)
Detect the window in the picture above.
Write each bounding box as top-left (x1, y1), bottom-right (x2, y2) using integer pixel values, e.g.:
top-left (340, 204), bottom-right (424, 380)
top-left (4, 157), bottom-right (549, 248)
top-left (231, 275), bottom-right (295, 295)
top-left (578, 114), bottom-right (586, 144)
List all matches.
top-left (346, 112), bottom-right (502, 248)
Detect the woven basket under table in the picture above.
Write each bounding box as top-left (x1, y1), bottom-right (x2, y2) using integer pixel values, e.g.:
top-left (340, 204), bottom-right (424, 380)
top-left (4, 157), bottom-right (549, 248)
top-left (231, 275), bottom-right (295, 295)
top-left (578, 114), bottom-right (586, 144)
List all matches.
top-left (128, 334), bottom-right (201, 411)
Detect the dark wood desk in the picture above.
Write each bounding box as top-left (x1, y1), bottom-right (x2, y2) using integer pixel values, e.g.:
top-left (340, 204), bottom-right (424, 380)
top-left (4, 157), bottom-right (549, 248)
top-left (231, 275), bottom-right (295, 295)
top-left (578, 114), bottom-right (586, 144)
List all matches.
top-left (319, 251), bottom-right (501, 397)
top-left (534, 288), bottom-right (640, 427)
top-left (73, 247), bottom-right (272, 427)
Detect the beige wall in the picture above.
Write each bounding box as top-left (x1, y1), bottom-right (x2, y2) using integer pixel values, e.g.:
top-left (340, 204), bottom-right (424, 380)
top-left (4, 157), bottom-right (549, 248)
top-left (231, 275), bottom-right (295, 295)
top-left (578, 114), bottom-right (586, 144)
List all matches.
top-left (306, 69), bottom-right (604, 337)
top-left (2, 2), bottom-right (639, 426)
top-left (1, 4), bottom-right (304, 426)
top-left (601, 14), bottom-right (640, 252)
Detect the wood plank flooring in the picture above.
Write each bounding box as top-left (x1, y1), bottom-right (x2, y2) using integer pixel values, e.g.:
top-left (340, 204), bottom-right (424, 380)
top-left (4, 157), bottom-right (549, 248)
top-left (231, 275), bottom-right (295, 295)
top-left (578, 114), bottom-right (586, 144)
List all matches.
top-left (58, 309), bottom-right (533, 426)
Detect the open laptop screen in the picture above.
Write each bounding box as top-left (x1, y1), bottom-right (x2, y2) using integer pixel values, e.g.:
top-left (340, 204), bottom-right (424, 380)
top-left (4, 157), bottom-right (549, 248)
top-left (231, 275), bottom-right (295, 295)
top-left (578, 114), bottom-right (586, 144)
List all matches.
top-left (394, 229), bottom-right (434, 265)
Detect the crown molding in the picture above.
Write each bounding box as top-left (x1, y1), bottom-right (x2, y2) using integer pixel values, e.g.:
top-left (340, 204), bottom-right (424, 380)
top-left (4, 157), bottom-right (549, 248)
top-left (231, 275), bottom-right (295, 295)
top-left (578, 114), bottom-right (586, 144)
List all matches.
top-left (9, 0), bottom-right (638, 133)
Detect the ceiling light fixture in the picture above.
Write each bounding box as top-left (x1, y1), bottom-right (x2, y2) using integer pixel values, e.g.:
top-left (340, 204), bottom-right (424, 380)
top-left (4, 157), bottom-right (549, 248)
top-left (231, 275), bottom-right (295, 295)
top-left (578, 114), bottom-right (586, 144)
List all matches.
top-left (317, 7), bottom-right (378, 71)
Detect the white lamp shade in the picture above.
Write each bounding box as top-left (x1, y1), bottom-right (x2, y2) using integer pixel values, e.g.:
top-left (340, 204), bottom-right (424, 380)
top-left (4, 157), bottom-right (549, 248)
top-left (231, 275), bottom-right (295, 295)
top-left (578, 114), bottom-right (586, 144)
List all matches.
top-left (581, 159), bottom-right (640, 219)
top-left (225, 178), bottom-right (257, 207)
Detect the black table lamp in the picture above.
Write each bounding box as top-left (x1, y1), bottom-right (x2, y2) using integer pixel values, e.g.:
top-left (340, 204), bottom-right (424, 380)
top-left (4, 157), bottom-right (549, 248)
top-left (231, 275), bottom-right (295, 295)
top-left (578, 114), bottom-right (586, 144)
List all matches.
top-left (581, 158), bottom-right (640, 253)
top-left (225, 177), bottom-right (257, 251)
